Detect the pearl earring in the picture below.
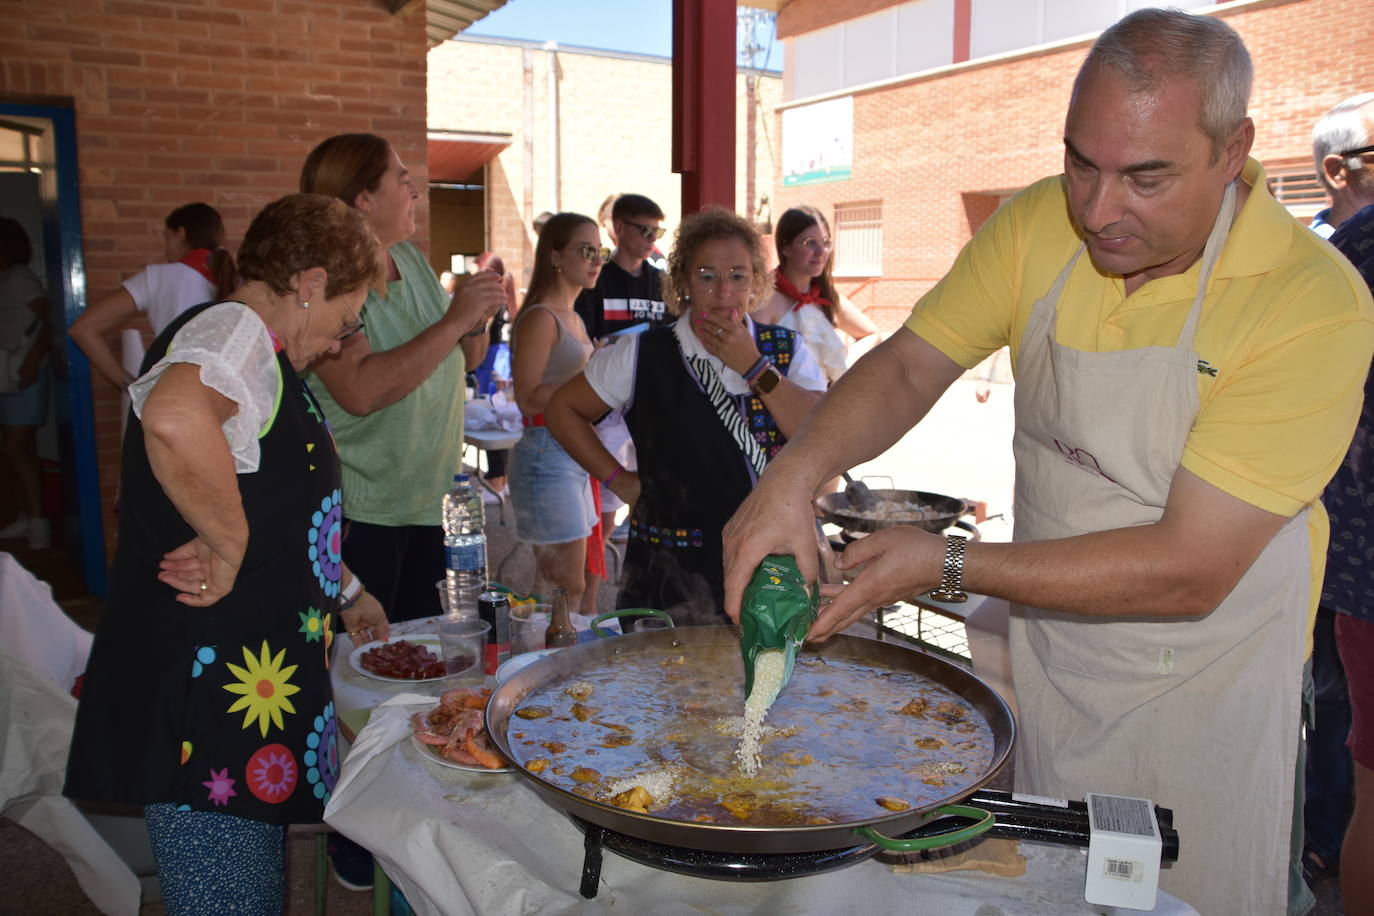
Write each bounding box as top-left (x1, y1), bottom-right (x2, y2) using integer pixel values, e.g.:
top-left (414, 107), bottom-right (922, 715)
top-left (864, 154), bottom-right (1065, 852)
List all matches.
top-left (301, 301), bottom-right (310, 309)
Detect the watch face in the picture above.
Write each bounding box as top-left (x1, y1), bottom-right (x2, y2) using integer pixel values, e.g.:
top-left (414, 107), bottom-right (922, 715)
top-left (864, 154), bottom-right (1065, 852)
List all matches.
top-left (756, 366), bottom-right (781, 394)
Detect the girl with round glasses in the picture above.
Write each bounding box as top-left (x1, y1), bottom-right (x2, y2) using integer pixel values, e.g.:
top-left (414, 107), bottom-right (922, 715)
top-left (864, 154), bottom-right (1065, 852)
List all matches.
top-left (547, 207), bottom-right (826, 626)
top-left (508, 213), bottom-right (603, 611)
top-left (754, 206), bottom-right (878, 384)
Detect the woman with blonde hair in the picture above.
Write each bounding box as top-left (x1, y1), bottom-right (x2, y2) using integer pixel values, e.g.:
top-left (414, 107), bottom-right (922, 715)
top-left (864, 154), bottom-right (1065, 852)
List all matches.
top-left (754, 205), bottom-right (878, 384)
top-left (548, 207), bottom-right (826, 625)
top-left (299, 133), bottom-right (504, 622)
top-left (507, 213), bottom-right (605, 610)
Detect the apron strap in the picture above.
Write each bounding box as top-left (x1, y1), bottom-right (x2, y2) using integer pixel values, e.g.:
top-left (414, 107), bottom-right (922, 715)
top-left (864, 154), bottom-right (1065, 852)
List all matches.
top-left (1017, 244), bottom-right (1086, 352)
top-left (1176, 181), bottom-right (1237, 349)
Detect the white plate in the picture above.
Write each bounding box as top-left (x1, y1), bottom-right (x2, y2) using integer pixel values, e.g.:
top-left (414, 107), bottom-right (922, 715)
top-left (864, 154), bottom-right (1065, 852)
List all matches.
top-left (495, 648), bottom-right (561, 683)
top-left (348, 634), bottom-right (456, 683)
top-left (410, 733), bottom-right (514, 773)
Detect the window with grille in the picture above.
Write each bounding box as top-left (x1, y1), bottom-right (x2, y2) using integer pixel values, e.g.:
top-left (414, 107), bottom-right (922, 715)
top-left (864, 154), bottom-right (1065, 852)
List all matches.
top-left (834, 201), bottom-right (882, 277)
top-left (1265, 161), bottom-right (1327, 222)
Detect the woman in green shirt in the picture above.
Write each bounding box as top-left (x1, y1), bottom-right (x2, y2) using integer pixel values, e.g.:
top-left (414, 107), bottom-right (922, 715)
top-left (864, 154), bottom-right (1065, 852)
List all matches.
top-left (300, 133), bottom-right (506, 621)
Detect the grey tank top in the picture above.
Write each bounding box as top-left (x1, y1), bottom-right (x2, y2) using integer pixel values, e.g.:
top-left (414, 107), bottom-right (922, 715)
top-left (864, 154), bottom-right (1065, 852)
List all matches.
top-left (514, 303), bottom-right (593, 388)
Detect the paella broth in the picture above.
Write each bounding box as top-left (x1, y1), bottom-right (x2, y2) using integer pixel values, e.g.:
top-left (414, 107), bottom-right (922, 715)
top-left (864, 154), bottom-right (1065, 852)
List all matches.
top-left (506, 644), bottom-right (994, 826)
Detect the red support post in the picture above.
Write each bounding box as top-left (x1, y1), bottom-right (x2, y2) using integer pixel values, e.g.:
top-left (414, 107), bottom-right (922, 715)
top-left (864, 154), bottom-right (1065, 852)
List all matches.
top-left (673, 0), bottom-right (737, 215)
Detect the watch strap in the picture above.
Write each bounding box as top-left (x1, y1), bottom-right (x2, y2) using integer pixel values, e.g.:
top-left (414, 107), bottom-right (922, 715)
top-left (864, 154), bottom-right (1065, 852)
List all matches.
top-left (927, 534), bottom-right (969, 603)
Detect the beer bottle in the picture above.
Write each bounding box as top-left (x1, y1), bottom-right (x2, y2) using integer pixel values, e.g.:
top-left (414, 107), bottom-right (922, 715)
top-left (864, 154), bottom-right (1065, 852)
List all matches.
top-left (545, 586), bottom-right (578, 648)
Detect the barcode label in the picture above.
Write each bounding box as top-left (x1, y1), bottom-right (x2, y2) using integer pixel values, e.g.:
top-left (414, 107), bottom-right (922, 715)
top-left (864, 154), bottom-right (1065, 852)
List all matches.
top-left (1089, 794), bottom-right (1155, 837)
top-left (1104, 857), bottom-right (1142, 883)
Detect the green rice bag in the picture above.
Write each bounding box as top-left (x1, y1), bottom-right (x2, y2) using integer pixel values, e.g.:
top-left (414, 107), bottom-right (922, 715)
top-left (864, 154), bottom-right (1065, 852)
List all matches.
top-left (739, 554), bottom-right (818, 699)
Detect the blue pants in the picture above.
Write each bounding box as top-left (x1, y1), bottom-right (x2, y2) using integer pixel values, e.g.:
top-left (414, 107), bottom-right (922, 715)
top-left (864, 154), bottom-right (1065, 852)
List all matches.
top-left (144, 803), bottom-right (285, 915)
top-left (1304, 606), bottom-right (1353, 861)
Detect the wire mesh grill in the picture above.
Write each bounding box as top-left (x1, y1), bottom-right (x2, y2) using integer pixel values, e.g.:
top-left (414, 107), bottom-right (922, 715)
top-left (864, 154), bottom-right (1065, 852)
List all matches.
top-left (870, 602), bottom-right (971, 662)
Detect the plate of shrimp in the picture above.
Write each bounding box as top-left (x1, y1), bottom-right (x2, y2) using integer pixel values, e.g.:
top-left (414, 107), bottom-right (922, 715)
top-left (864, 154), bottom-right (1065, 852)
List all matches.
top-left (409, 686), bottom-right (513, 773)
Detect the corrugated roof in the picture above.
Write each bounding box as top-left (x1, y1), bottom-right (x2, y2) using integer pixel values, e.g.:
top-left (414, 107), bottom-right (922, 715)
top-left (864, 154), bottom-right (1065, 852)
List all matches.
top-left (428, 130), bottom-right (512, 182)
top-left (426, 0), bottom-right (509, 47)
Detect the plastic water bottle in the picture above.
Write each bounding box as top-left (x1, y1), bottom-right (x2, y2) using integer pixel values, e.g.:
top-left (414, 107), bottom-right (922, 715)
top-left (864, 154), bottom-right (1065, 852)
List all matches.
top-left (442, 474), bottom-right (487, 617)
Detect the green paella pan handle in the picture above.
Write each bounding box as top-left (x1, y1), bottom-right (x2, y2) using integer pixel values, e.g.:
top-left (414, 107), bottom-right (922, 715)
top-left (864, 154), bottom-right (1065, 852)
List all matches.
top-left (589, 608), bottom-right (675, 639)
top-left (853, 803), bottom-right (995, 851)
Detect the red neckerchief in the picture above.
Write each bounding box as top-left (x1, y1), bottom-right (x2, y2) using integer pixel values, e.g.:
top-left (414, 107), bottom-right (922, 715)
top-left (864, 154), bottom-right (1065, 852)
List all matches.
top-left (179, 248), bottom-right (216, 284)
top-left (773, 269), bottom-right (832, 311)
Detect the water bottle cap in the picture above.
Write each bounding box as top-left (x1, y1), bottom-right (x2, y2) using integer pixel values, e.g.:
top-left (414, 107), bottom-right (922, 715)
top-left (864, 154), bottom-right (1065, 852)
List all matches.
top-left (454, 473), bottom-right (469, 484)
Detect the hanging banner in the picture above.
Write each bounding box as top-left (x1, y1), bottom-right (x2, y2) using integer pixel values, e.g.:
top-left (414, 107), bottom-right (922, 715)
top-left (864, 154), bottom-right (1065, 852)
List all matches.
top-left (782, 96), bottom-right (853, 187)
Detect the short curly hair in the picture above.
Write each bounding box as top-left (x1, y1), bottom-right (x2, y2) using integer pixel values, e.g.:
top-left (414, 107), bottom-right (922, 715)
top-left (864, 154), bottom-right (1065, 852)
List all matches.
top-left (661, 206), bottom-right (769, 316)
top-left (236, 194), bottom-right (384, 299)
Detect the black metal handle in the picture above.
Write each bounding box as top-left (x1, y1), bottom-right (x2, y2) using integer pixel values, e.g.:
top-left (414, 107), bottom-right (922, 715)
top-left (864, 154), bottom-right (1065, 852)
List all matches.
top-left (964, 790), bottom-right (1179, 863)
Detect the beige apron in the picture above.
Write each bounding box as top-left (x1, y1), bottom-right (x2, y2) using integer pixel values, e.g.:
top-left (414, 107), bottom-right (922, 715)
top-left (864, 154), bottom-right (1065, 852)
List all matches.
top-left (1009, 183), bottom-right (1305, 915)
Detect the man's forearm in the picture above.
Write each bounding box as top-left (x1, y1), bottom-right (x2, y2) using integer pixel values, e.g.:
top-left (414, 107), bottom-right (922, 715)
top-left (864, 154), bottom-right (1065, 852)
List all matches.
top-left (965, 526), bottom-right (1229, 618)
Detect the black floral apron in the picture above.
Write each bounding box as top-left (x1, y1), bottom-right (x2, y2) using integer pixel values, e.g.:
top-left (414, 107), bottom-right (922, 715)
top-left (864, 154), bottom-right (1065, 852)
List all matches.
top-left (66, 303), bottom-right (343, 825)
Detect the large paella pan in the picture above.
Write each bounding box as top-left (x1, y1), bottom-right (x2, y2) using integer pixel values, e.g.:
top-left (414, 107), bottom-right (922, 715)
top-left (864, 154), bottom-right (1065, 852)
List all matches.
top-left (485, 626), bottom-right (1014, 855)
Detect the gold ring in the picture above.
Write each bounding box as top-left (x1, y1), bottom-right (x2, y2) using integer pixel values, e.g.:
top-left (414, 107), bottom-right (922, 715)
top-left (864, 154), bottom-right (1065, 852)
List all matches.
top-left (199, 581), bottom-right (208, 592)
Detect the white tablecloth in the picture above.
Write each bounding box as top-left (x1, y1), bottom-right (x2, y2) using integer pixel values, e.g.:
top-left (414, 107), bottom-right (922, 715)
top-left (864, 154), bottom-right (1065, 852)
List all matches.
top-left (0, 553), bottom-right (141, 916)
top-left (324, 693), bottom-right (1196, 916)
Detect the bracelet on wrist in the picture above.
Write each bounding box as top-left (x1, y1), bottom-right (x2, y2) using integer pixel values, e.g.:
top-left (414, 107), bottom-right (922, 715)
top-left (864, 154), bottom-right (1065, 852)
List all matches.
top-left (744, 357), bottom-right (772, 384)
top-left (604, 465), bottom-right (625, 487)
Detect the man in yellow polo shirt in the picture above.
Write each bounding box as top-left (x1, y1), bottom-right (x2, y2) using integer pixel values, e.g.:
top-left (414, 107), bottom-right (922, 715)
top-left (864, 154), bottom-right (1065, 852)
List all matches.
top-left (723, 9), bottom-right (1374, 915)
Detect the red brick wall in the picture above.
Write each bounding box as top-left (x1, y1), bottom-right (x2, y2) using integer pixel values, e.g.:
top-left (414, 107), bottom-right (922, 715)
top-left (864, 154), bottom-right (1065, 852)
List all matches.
top-left (1, 0), bottom-right (431, 559)
top-left (774, 0), bottom-right (1367, 333)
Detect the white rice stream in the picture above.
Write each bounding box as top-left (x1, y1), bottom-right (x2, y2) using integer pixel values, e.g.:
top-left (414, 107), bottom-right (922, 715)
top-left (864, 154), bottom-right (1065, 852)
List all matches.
top-left (736, 650), bottom-right (786, 777)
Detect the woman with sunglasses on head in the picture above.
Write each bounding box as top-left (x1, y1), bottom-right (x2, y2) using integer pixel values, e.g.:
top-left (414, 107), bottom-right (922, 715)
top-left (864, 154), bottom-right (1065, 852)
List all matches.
top-left (547, 207), bottom-right (827, 626)
top-left (66, 194), bottom-right (390, 913)
top-left (70, 203), bottom-right (238, 392)
top-left (508, 213), bottom-right (605, 611)
top-left (754, 205), bottom-right (878, 385)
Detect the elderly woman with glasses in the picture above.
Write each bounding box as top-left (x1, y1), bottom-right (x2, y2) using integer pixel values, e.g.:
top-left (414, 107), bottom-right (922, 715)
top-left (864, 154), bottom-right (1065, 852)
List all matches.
top-left (547, 207), bottom-right (827, 626)
top-left (507, 213), bottom-right (607, 610)
top-left (754, 205), bottom-right (878, 385)
top-left (66, 194), bottom-right (390, 912)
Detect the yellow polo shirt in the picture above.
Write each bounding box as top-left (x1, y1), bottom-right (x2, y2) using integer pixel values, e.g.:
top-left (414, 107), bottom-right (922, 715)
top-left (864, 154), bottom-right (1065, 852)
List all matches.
top-left (907, 158), bottom-right (1374, 630)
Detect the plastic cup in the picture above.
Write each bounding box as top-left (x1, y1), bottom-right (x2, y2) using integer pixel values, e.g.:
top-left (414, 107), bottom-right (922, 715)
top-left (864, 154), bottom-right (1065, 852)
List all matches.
top-left (438, 617), bottom-right (489, 678)
top-left (510, 603), bottom-right (550, 656)
top-left (633, 617), bottom-right (671, 633)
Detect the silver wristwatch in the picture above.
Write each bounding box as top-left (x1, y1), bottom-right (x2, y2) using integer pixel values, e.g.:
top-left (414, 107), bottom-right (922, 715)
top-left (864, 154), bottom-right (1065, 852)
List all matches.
top-left (927, 534), bottom-right (969, 603)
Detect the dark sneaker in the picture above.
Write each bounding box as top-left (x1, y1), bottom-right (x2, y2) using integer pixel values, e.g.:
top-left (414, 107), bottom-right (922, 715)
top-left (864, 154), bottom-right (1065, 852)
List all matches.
top-left (327, 834), bottom-right (374, 891)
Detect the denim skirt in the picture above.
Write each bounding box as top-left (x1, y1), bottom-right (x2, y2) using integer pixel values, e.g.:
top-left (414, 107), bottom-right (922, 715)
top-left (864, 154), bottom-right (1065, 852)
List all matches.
top-left (508, 425), bottom-right (597, 545)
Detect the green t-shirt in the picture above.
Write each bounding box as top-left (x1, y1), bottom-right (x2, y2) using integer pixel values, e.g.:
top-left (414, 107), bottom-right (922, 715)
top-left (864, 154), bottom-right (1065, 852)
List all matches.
top-left (307, 241), bottom-right (464, 526)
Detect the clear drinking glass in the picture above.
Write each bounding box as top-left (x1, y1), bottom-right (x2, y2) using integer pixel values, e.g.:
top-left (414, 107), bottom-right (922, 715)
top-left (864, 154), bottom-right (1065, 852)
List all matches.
top-left (509, 603), bottom-right (550, 655)
top-left (438, 617), bottom-right (489, 678)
